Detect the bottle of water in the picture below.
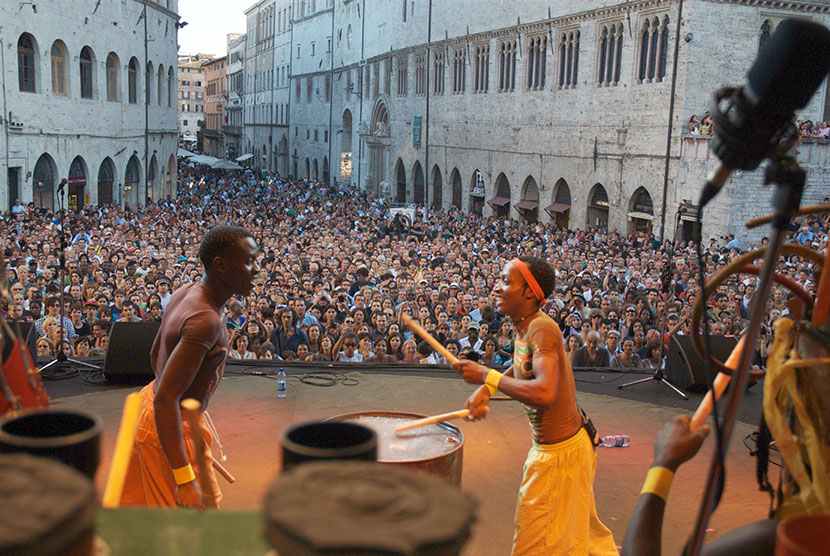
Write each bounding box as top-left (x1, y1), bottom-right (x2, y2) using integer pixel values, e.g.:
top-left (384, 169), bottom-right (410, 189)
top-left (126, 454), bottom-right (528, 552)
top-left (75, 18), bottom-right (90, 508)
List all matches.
top-left (600, 434), bottom-right (630, 448)
top-left (276, 368), bottom-right (287, 398)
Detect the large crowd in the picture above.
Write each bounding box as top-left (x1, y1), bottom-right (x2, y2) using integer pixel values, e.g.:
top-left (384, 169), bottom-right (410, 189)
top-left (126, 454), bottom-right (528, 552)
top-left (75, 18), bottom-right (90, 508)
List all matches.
top-left (2, 159), bottom-right (827, 371)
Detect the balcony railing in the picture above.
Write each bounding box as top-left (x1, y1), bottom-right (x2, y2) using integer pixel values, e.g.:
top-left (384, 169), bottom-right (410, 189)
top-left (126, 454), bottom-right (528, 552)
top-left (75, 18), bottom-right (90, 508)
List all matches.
top-left (680, 133), bottom-right (830, 165)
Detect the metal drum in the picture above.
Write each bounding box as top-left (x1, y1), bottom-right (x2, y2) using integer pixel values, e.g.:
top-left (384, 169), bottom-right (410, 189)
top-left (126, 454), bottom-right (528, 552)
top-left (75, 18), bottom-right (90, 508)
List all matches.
top-left (327, 411), bottom-right (464, 485)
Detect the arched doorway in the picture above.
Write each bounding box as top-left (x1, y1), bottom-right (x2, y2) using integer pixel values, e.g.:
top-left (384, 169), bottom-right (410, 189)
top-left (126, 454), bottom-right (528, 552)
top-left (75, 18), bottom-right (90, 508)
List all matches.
top-left (432, 166), bottom-right (443, 209)
top-left (341, 109), bottom-right (353, 184)
top-left (166, 154), bottom-right (175, 199)
top-left (489, 173), bottom-right (511, 219)
top-left (546, 178), bottom-right (571, 228)
top-left (517, 176), bottom-right (539, 223)
top-left (279, 135), bottom-right (288, 177)
top-left (587, 183), bottom-right (609, 231)
top-left (395, 159), bottom-right (406, 202)
top-left (368, 100), bottom-right (390, 193)
top-left (312, 159), bottom-right (319, 181)
top-left (628, 186), bottom-right (654, 235)
top-left (67, 156), bottom-right (87, 212)
top-left (451, 168), bottom-right (462, 209)
top-left (323, 156), bottom-right (330, 185)
top-left (125, 155), bottom-right (141, 207)
top-left (32, 154), bottom-right (56, 210)
top-left (147, 155), bottom-right (158, 203)
top-left (413, 161), bottom-right (424, 205)
top-left (292, 149), bottom-right (298, 179)
top-left (97, 158), bottom-right (115, 206)
top-left (304, 158), bottom-right (310, 180)
top-left (469, 169), bottom-right (485, 215)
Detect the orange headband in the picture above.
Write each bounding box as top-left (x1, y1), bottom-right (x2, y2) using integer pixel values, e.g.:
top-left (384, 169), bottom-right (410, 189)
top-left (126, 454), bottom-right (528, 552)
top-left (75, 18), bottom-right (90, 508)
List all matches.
top-left (511, 258), bottom-right (545, 302)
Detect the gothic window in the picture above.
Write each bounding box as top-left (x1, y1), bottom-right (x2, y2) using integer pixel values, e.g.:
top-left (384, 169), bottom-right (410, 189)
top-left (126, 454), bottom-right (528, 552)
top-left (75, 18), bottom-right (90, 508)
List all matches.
top-left (433, 51), bottom-right (445, 95)
top-left (51, 41), bottom-right (67, 96)
top-left (80, 46), bottom-right (94, 99)
top-left (18, 34), bottom-right (36, 93)
top-left (474, 44), bottom-right (489, 93)
top-left (759, 20), bottom-right (771, 53)
top-left (597, 23), bottom-right (622, 86)
top-left (452, 47), bottom-right (465, 94)
top-left (558, 30), bottom-right (580, 88)
top-left (307, 76), bottom-right (313, 102)
top-left (157, 64), bottom-right (164, 106)
top-left (397, 54), bottom-right (408, 96)
top-left (373, 62), bottom-right (379, 98)
top-left (498, 39), bottom-right (516, 92)
top-left (414, 53), bottom-right (426, 96)
top-left (106, 53), bottom-right (119, 101)
top-left (385, 57), bottom-right (392, 95)
top-left (638, 15), bottom-right (670, 83)
top-left (526, 35), bottom-right (546, 90)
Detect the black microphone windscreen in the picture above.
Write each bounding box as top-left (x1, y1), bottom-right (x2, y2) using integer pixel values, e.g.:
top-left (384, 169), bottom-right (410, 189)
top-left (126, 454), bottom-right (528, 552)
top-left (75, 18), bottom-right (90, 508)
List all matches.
top-left (747, 19), bottom-right (830, 116)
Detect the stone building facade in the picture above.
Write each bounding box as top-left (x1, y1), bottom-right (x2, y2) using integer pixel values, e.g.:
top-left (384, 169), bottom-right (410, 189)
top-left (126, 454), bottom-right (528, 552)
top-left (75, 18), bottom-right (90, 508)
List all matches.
top-left (203, 56), bottom-right (227, 158)
top-left (225, 34), bottom-right (246, 160)
top-left (1, 0), bottom-right (180, 211)
top-left (277, 0), bottom-right (830, 241)
top-left (177, 53), bottom-right (211, 145)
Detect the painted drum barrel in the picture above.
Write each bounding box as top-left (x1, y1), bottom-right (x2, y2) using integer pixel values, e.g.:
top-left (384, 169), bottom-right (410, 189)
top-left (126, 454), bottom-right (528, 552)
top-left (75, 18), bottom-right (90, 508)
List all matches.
top-left (326, 411), bottom-right (464, 485)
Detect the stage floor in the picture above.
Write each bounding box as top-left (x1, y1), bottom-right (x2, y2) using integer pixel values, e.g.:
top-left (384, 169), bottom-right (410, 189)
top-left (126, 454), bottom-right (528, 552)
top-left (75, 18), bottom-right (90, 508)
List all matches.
top-left (48, 368), bottom-right (771, 555)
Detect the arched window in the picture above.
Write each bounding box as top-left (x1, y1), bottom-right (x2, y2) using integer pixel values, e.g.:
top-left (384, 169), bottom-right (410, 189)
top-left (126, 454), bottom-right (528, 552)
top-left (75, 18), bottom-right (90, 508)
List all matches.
top-left (145, 61), bottom-right (153, 105)
top-left (598, 23), bottom-right (623, 86)
top-left (80, 47), bottom-right (94, 99)
top-left (128, 58), bottom-right (139, 104)
top-left (559, 30), bottom-right (580, 89)
top-left (106, 53), bottom-right (119, 102)
top-left (18, 34), bottom-right (36, 93)
top-left (168, 66), bottom-right (174, 107)
top-left (759, 20), bottom-right (772, 53)
top-left (51, 41), bottom-right (67, 96)
top-left (157, 64), bottom-right (164, 107)
top-left (639, 15), bottom-right (670, 83)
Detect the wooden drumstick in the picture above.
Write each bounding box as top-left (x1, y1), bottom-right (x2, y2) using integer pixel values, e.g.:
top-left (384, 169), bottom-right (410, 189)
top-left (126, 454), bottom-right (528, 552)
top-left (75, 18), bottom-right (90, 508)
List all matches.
top-left (690, 336), bottom-right (745, 431)
top-left (102, 392), bottom-right (141, 508)
top-left (180, 398), bottom-right (219, 508)
top-left (212, 456), bottom-right (235, 484)
top-left (395, 408), bottom-right (490, 434)
top-left (402, 313), bottom-right (458, 365)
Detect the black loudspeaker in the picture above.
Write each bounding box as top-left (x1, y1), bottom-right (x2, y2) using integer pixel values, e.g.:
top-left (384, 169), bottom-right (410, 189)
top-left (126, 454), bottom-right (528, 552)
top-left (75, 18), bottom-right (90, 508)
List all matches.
top-left (3, 322), bottom-right (39, 364)
top-left (665, 335), bottom-right (738, 392)
top-left (103, 322), bottom-right (160, 384)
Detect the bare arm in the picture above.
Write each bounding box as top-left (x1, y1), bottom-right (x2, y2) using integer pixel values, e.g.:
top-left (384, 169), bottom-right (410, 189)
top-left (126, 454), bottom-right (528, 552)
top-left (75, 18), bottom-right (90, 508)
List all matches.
top-left (455, 353), bottom-right (558, 411)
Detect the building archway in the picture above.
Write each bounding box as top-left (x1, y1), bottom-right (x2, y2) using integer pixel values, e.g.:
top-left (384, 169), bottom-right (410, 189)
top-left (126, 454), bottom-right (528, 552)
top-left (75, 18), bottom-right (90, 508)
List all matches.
top-left (148, 154), bottom-right (158, 202)
top-left (312, 158), bottom-right (319, 181)
top-left (323, 157), bottom-right (330, 185)
top-left (432, 165), bottom-right (443, 209)
top-left (587, 183), bottom-right (609, 231)
top-left (125, 155), bottom-right (141, 207)
top-left (304, 158), bottom-right (310, 180)
top-left (395, 158), bottom-right (406, 202)
top-left (97, 158), bottom-right (115, 206)
top-left (628, 186), bottom-right (654, 235)
top-left (368, 100), bottom-right (390, 193)
top-left (517, 176), bottom-right (539, 223)
top-left (166, 154), bottom-right (175, 199)
top-left (67, 156), bottom-right (87, 212)
top-left (451, 169), bottom-right (462, 210)
top-left (341, 109), bottom-right (353, 184)
top-left (279, 135), bottom-right (288, 177)
top-left (546, 178), bottom-right (571, 228)
top-left (488, 172), bottom-right (511, 219)
top-left (469, 169), bottom-right (485, 215)
top-left (413, 161), bottom-right (424, 205)
top-left (32, 154), bottom-right (56, 210)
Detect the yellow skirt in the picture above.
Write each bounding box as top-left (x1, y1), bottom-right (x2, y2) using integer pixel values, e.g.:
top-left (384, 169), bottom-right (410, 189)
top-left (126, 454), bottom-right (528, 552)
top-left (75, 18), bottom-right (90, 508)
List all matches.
top-left (512, 428), bottom-right (618, 556)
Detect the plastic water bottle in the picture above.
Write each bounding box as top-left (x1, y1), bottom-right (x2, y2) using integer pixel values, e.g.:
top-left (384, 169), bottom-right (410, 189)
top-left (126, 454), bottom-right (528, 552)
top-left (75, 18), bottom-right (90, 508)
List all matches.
top-left (276, 368), bottom-right (287, 398)
top-left (600, 434), bottom-right (630, 448)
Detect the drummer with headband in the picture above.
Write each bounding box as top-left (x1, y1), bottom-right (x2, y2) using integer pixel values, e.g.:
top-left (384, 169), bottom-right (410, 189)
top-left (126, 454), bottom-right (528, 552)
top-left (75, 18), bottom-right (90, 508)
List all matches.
top-left (454, 256), bottom-right (618, 556)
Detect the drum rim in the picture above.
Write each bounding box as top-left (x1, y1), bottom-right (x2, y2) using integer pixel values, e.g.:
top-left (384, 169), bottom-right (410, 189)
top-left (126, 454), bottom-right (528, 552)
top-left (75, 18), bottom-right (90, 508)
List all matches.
top-left (0, 408), bottom-right (103, 449)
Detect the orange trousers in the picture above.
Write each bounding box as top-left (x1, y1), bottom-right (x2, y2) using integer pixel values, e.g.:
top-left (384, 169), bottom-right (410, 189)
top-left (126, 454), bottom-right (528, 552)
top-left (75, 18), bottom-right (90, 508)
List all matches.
top-left (120, 382), bottom-right (222, 508)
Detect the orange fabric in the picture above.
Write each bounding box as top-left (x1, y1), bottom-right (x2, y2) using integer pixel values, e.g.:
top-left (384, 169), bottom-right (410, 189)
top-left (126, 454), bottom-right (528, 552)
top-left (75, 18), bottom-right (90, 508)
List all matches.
top-left (120, 382), bottom-right (222, 508)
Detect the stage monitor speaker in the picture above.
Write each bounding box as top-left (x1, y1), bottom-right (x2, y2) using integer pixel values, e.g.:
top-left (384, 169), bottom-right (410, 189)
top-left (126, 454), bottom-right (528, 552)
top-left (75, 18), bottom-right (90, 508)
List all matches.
top-left (2, 322), bottom-right (39, 364)
top-left (665, 335), bottom-right (738, 393)
top-left (103, 321), bottom-right (160, 384)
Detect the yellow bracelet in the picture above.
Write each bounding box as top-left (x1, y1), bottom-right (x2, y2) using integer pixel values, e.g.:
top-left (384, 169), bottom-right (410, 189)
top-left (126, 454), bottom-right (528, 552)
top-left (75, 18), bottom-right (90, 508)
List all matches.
top-left (485, 369), bottom-right (503, 395)
top-left (640, 466), bottom-right (674, 501)
top-left (173, 463), bottom-right (196, 485)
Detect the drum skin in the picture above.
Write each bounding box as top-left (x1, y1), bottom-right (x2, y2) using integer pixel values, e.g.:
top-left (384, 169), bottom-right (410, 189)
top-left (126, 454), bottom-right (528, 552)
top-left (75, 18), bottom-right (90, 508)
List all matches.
top-left (326, 411), bottom-right (464, 485)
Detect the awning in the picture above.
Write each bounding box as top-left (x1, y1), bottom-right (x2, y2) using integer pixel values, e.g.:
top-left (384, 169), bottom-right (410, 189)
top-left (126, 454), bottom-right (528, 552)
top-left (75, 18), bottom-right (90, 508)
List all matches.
top-left (235, 153), bottom-right (253, 162)
top-left (177, 148), bottom-right (196, 157)
top-left (189, 154), bottom-right (220, 166)
top-left (515, 200), bottom-right (539, 211)
top-left (210, 160), bottom-right (242, 170)
top-left (487, 196), bottom-right (511, 207)
top-left (544, 202), bottom-right (571, 214)
top-left (627, 211), bottom-right (654, 221)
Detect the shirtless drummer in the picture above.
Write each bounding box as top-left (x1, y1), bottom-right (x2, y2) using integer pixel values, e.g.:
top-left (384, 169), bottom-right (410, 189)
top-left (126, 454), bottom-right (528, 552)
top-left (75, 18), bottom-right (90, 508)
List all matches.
top-left (121, 225), bottom-right (258, 508)
top-left (454, 256), bottom-right (618, 555)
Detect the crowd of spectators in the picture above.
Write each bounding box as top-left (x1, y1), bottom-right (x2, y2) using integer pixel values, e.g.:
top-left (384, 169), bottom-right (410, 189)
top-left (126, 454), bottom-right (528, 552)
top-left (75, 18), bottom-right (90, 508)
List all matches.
top-left (2, 159), bottom-right (828, 372)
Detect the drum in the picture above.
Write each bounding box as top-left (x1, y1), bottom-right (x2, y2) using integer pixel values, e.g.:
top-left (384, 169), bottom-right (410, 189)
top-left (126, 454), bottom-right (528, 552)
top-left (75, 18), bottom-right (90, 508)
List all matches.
top-left (0, 338), bottom-right (49, 416)
top-left (281, 421), bottom-right (377, 472)
top-left (327, 411), bottom-right (464, 485)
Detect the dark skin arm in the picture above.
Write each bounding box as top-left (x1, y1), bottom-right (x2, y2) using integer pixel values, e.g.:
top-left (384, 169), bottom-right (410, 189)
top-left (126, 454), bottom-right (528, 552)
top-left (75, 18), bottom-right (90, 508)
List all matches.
top-left (153, 340), bottom-right (210, 509)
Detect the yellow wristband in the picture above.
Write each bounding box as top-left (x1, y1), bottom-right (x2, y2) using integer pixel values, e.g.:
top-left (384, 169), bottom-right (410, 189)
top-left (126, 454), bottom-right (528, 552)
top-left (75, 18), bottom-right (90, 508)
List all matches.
top-left (173, 463), bottom-right (196, 486)
top-left (640, 466), bottom-right (674, 501)
top-left (485, 369), bottom-right (503, 395)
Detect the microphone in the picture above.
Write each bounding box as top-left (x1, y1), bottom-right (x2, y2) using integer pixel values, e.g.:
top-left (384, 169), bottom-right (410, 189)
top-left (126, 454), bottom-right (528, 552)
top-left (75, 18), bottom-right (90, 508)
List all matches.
top-left (699, 19), bottom-right (830, 207)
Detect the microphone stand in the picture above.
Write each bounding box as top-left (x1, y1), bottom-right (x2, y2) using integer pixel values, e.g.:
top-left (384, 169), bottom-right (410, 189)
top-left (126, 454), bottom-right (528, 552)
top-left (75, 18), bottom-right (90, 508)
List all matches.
top-left (40, 179), bottom-right (101, 373)
top-left (684, 146), bottom-right (805, 556)
top-left (618, 209), bottom-right (688, 400)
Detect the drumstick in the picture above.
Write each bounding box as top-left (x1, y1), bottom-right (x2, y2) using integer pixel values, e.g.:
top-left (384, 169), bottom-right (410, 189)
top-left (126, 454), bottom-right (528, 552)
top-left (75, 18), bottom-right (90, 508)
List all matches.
top-left (402, 313), bottom-right (458, 364)
top-left (395, 409), bottom-right (471, 433)
top-left (212, 456), bottom-right (235, 484)
top-left (102, 392), bottom-right (141, 508)
top-left (181, 398), bottom-right (220, 508)
top-left (690, 336), bottom-right (745, 431)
